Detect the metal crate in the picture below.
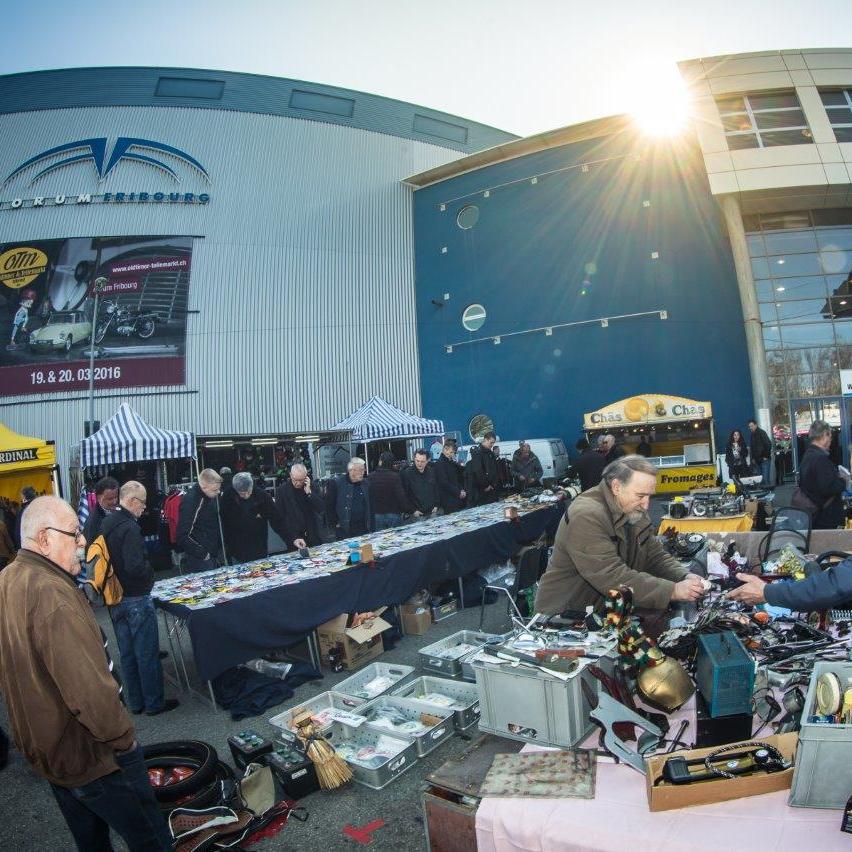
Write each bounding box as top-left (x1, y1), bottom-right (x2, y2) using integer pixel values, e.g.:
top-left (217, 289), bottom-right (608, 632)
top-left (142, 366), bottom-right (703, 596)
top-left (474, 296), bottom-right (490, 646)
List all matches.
top-left (269, 691), bottom-right (365, 734)
top-left (356, 695), bottom-right (454, 756)
top-left (323, 720), bottom-right (418, 790)
top-left (472, 655), bottom-right (613, 749)
top-left (789, 661), bottom-right (852, 809)
top-left (392, 675), bottom-right (481, 731)
top-left (335, 662), bottom-right (415, 700)
top-left (418, 631), bottom-right (501, 679)
top-left (695, 632), bottom-right (755, 718)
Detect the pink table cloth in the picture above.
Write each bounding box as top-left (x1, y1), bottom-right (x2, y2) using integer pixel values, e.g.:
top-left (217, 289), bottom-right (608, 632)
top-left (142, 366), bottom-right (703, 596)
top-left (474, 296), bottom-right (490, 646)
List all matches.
top-left (476, 747), bottom-right (847, 851)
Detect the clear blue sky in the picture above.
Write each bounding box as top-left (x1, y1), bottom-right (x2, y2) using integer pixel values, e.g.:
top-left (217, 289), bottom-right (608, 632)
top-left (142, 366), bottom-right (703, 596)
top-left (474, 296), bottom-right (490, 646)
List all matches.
top-left (2, 0), bottom-right (851, 136)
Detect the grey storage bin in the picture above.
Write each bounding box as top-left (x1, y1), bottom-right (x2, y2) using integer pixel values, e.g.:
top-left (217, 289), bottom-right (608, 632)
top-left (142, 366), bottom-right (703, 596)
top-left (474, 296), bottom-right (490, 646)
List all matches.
top-left (418, 630), bottom-right (501, 679)
top-left (789, 661), bottom-right (852, 809)
top-left (269, 691), bottom-right (365, 734)
top-left (472, 655), bottom-right (613, 749)
top-left (392, 675), bottom-right (481, 731)
top-left (323, 720), bottom-right (418, 790)
top-left (335, 662), bottom-right (415, 700)
top-left (356, 695), bottom-right (454, 756)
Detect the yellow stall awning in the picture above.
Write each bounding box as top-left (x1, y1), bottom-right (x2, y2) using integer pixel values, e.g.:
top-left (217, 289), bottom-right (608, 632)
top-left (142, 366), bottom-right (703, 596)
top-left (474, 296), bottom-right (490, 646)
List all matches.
top-left (0, 422), bottom-right (56, 473)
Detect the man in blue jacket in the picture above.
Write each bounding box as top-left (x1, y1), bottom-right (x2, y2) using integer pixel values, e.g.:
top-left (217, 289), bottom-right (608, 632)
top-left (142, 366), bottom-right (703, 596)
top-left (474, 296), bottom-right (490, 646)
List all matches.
top-left (730, 560), bottom-right (852, 610)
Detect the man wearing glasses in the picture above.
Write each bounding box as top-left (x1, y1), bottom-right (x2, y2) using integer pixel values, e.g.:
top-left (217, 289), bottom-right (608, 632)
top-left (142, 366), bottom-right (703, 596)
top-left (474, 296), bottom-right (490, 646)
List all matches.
top-left (0, 496), bottom-right (172, 850)
top-left (101, 481), bottom-right (178, 717)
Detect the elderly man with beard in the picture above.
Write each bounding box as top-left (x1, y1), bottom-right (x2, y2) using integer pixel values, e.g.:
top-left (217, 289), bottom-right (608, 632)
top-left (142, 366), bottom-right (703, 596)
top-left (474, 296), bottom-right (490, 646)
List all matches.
top-left (535, 455), bottom-right (704, 633)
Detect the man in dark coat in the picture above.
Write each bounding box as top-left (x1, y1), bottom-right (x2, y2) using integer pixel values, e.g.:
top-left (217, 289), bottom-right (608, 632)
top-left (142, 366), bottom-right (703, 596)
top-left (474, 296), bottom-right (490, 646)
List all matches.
top-left (599, 434), bottom-right (625, 465)
top-left (274, 463), bottom-right (325, 550)
top-left (325, 458), bottom-right (372, 538)
top-left (82, 476), bottom-right (119, 546)
top-left (220, 472), bottom-right (290, 562)
top-left (12, 485), bottom-right (37, 549)
top-left (102, 481), bottom-right (178, 716)
top-left (511, 442), bottom-right (544, 488)
top-left (795, 419), bottom-right (848, 529)
top-left (465, 432), bottom-right (499, 507)
top-left (748, 418), bottom-right (773, 484)
top-left (176, 468), bottom-right (223, 572)
top-left (401, 449), bottom-right (440, 519)
top-left (569, 438), bottom-right (607, 491)
top-left (435, 442), bottom-right (466, 513)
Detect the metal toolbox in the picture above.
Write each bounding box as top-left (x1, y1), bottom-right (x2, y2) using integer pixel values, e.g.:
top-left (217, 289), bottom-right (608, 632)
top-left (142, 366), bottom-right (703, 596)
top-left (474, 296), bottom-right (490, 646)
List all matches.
top-left (335, 662), bottom-right (414, 700)
top-left (789, 661), bottom-right (852, 809)
top-left (269, 691), bottom-right (365, 734)
top-left (392, 675), bottom-right (481, 731)
top-left (322, 720), bottom-right (418, 790)
top-left (472, 655), bottom-right (613, 749)
top-left (418, 630), bottom-right (501, 679)
top-left (355, 695), bottom-right (454, 756)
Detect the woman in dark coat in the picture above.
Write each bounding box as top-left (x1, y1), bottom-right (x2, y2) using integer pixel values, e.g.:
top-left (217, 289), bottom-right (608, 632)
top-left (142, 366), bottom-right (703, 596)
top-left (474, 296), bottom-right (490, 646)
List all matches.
top-left (725, 429), bottom-right (750, 479)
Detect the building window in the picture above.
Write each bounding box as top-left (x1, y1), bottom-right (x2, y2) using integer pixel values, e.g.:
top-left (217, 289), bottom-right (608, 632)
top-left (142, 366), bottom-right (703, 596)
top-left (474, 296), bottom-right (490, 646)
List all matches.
top-left (820, 89), bottom-right (852, 143)
top-left (716, 91), bottom-right (813, 150)
top-left (462, 303), bottom-right (486, 331)
top-left (746, 212), bottom-right (852, 434)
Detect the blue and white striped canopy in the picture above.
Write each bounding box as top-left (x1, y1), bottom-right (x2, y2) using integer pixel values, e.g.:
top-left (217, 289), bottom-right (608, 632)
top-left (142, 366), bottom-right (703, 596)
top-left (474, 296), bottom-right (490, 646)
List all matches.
top-left (333, 396), bottom-right (444, 442)
top-left (79, 403), bottom-right (195, 466)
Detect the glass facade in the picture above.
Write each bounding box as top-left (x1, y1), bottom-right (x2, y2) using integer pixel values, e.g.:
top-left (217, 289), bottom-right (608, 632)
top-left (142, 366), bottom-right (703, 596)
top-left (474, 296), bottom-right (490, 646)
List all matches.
top-left (820, 89), bottom-right (852, 143)
top-left (745, 210), bottom-right (852, 432)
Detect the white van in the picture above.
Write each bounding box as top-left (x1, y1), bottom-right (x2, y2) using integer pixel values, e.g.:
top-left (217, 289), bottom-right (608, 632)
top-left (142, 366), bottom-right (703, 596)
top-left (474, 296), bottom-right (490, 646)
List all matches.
top-left (455, 438), bottom-right (571, 483)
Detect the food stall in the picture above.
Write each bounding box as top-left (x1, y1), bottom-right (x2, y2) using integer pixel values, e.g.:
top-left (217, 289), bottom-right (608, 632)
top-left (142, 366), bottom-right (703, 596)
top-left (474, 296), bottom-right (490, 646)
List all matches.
top-left (584, 394), bottom-right (717, 493)
top-left (0, 421), bottom-right (61, 502)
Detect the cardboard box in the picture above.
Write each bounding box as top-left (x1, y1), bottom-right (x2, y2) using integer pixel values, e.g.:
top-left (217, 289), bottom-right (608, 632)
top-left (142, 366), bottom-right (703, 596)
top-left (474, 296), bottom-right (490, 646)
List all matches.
top-left (401, 604), bottom-right (431, 636)
top-left (316, 608), bottom-right (390, 672)
top-left (645, 732), bottom-right (798, 812)
top-left (432, 600), bottom-right (458, 622)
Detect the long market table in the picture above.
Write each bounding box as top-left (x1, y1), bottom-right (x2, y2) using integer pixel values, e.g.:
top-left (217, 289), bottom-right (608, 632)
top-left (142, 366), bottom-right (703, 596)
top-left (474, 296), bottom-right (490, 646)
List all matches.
top-left (153, 498), bottom-right (564, 685)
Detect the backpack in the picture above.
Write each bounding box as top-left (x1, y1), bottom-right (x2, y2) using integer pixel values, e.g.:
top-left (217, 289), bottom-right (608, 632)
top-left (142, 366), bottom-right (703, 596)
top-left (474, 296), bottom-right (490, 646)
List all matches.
top-left (83, 533), bottom-right (124, 605)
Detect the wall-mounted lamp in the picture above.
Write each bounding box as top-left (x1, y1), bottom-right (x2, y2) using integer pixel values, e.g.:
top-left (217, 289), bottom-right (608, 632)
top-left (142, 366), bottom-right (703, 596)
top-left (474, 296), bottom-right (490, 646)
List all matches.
top-left (660, 310), bottom-right (668, 320)
top-left (483, 190), bottom-right (490, 198)
top-left (601, 319), bottom-right (609, 328)
top-left (545, 327), bottom-right (553, 336)
top-left (530, 176), bottom-right (538, 185)
top-left (445, 345), bottom-right (453, 354)
top-left (493, 336), bottom-right (501, 345)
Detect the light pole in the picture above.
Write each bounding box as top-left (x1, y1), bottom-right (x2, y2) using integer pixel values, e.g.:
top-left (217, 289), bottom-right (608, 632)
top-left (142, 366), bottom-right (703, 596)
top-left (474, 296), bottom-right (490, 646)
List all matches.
top-left (87, 275), bottom-right (107, 436)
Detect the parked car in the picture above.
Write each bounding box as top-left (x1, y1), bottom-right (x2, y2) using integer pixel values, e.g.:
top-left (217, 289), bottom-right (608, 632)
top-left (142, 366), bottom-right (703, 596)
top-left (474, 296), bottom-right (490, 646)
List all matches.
top-left (28, 310), bottom-right (92, 353)
top-left (455, 438), bottom-right (571, 483)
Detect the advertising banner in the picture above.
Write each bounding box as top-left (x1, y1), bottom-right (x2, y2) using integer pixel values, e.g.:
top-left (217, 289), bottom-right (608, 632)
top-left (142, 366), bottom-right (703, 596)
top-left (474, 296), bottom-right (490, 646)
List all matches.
top-left (583, 394), bottom-right (713, 428)
top-left (0, 235), bottom-right (193, 396)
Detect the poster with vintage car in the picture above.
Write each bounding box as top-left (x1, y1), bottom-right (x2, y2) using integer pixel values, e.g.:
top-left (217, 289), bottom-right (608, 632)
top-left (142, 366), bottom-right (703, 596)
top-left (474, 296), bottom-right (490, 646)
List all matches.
top-left (0, 234), bottom-right (193, 396)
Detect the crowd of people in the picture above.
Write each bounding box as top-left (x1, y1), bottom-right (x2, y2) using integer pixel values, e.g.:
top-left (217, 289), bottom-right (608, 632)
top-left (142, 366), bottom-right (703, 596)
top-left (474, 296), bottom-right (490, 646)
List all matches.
top-left (3, 417), bottom-right (852, 850)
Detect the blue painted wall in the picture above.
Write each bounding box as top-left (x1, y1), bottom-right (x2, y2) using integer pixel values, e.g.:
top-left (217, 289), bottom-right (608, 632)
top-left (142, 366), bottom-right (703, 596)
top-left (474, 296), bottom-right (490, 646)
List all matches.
top-left (413, 128), bottom-right (754, 447)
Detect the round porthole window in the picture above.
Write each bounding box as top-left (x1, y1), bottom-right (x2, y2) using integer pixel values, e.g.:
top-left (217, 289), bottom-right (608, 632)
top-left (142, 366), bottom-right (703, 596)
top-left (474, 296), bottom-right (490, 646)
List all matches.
top-left (457, 205), bottom-right (480, 229)
top-left (462, 303), bottom-right (486, 331)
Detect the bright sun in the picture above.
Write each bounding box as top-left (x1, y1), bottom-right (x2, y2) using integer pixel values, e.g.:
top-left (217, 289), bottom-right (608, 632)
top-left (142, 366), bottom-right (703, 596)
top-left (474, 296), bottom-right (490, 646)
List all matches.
top-left (630, 63), bottom-right (692, 136)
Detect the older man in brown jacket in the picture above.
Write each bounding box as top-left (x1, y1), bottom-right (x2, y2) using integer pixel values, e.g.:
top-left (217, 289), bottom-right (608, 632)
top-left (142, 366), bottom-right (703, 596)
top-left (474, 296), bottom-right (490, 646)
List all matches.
top-left (535, 456), bottom-right (704, 625)
top-left (0, 496), bottom-right (171, 852)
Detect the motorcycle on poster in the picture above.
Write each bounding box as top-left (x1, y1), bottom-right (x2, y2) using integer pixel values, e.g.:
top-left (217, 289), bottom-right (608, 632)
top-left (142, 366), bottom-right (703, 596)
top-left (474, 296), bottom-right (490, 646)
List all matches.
top-left (0, 235), bottom-right (194, 396)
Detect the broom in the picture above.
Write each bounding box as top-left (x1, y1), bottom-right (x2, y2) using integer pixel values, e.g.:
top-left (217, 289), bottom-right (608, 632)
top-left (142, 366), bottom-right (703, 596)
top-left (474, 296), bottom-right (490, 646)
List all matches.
top-left (293, 711), bottom-right (352, 789)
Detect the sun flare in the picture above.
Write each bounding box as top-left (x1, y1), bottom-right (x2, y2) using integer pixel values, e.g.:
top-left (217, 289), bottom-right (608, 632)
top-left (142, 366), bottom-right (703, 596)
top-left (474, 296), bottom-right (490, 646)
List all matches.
top-left (630, 63), bottom-right (692, 137)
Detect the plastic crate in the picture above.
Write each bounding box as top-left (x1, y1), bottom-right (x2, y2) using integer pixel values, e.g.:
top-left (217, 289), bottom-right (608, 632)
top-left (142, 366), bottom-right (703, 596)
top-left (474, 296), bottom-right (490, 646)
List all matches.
top-left (355, 695), bottom-right (454, 756)
top-left (695, 631), bottom-right (755, 718)
top-left (472, 655), bottom-right (612, 749)
top-left (335, 662), bottom-right (414, 701)
top-left (269, 691), bottom-right (365, 734)
top-left (418, 630), bottom-right (501, 679)
top-left (392, 675), bottom-right (481, 731)
top-left (789, 661), bottom-right (852, 809)
top-left (323, 720), bottom-right (418, 790)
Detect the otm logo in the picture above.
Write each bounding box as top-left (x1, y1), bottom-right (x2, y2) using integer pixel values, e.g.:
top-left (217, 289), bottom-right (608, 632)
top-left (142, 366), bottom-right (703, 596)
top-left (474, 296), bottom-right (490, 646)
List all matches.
top-left (0, 247), bottom-right (49, 288)
top-left (4, 137), bottom-right (210, 186)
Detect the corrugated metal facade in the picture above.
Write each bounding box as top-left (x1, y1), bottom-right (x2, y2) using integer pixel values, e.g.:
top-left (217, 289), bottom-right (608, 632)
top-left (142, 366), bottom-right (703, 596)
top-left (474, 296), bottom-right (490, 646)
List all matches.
top-left (0, 102), bottom-right (469, 475)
